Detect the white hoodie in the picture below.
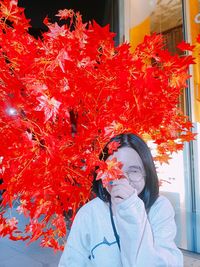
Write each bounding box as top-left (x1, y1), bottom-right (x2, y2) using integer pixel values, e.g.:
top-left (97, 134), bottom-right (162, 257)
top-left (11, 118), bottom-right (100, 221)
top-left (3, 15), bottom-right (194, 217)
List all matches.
top-left (58, 193), bottom-right (183, 267)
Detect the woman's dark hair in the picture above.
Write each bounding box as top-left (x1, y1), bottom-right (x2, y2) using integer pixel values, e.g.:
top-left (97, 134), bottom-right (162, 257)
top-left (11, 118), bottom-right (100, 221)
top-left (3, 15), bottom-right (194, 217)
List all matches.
top-left (92, 133), bottom-right (159, 212)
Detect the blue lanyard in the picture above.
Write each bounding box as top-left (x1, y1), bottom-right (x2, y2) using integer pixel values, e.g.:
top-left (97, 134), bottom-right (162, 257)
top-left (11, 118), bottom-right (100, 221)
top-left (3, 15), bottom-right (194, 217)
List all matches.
top-left (109, 200), bottom-right (121, 251)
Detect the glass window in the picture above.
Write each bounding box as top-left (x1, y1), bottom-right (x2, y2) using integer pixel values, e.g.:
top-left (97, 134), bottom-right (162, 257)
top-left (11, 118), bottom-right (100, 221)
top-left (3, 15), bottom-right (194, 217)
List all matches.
top-left (125, 0), bottom-right (200, 252)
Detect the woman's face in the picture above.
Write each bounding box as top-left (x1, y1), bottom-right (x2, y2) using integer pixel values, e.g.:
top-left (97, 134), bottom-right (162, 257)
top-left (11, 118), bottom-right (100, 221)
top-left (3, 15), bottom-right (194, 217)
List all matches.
top-left (107, 146), bottom-right (146, 195)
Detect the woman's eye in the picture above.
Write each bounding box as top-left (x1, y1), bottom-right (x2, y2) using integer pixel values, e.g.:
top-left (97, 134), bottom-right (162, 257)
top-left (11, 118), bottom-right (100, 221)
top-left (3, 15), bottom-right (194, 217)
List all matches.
top-left (129, 170), bottom-right (139, 174)
top-left (128, 171), bottom-right (137, 177)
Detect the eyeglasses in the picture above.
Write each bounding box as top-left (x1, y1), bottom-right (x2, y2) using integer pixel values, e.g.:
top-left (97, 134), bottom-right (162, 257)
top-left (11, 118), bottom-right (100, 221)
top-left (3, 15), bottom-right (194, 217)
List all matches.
top-left (125, 170), bottom-right (146, 183)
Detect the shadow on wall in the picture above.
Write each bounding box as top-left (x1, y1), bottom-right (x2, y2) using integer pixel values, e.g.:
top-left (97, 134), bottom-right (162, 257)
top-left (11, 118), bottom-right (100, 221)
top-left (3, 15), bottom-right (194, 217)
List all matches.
top-left (160, 191), bottom-right (182, 246)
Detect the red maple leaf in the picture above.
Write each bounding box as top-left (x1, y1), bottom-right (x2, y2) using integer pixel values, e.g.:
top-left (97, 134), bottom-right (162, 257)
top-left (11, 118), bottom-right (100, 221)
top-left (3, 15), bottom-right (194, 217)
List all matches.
top-left (96, 158), bottom-right (124, 187)
top-left (56, 9), bottom-right (74, 20)
top-left (177, 41), bottom-right (195, 51)
top-left (197, 34), bottom-right (200, 43)
top-left (107, 141), bottom-right (121, 154)
top-left (46, 23), bottom-right (67, 39)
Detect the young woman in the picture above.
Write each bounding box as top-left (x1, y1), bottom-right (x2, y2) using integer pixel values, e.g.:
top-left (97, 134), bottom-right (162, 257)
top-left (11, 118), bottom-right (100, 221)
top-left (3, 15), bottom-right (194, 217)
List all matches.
top-left (58, 133), bottom-right (183, 267)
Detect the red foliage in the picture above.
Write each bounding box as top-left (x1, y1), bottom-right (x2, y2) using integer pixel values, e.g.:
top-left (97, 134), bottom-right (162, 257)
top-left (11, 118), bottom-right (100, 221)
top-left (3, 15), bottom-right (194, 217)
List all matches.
top-left (107, 141), bottom-right (121, 154)
top-left (177, 40), bottom-right (195, 51)
top-left (0, 0), bottom-right (196, 249)
top-left (197, 34), bottom-right (200, 44)
top-left (96, 158), bottom-right (124, 187)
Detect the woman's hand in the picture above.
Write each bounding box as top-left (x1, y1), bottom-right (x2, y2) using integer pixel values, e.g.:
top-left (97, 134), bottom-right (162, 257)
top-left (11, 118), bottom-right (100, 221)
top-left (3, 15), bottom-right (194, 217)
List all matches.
top-left (109, 178), bottom-right (137, 205)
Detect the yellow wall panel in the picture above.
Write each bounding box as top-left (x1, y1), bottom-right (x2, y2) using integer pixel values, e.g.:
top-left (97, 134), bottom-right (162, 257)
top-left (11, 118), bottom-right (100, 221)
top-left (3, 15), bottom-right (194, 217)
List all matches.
top-left (189, 0), bottom-right (200, 121)
top-left (129, 17), bottom-right (150, 52)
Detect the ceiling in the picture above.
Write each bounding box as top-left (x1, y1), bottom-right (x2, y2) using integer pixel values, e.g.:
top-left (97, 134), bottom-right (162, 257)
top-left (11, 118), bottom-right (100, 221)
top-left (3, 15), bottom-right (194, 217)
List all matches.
top-left (150, 0), bottom-right (183, 33)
